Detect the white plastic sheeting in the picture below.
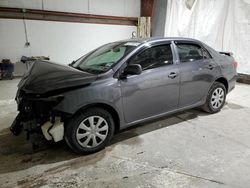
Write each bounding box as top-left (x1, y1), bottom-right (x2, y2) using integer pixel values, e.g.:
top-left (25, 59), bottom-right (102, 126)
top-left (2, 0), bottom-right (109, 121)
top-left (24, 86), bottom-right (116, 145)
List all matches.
top-left (165, 0), bottom-right (250, 74)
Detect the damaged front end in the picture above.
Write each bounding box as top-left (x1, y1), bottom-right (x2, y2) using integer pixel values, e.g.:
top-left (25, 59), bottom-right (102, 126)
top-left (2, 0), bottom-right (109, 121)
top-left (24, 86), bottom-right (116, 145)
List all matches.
top-left (10, 60), bottom-right (97, 144)
top-left (10, 90), bottom-right (66, 142)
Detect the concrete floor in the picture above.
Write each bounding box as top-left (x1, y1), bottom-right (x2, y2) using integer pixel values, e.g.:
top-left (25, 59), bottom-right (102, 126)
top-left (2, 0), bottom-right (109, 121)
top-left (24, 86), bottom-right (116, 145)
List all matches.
top-left (0, 79), bottom-right (250, 188)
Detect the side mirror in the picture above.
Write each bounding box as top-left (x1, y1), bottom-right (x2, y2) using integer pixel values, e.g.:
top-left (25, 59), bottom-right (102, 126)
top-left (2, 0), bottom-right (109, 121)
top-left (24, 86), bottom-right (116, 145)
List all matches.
top-left (123, 64), bottom-right (142, 76)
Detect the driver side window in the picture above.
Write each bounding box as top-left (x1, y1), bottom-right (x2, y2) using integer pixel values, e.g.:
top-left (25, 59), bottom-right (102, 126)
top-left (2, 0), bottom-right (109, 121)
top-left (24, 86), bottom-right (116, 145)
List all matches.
top-left (129, 44), bottom-right (173, 71)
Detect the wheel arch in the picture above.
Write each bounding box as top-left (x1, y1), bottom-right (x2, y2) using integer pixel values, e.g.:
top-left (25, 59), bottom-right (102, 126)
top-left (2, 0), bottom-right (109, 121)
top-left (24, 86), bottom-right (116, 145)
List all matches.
top-left (214, 77), bottom-right (229, 93)
top-left (202, 76), bottom-right (229, 104)
top-left (74, 103), bottom-right (120, 133)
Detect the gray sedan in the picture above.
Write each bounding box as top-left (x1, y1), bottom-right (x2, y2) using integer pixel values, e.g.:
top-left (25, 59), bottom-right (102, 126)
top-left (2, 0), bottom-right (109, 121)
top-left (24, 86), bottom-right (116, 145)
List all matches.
top-left (11, 37), bottom-right (237, 154)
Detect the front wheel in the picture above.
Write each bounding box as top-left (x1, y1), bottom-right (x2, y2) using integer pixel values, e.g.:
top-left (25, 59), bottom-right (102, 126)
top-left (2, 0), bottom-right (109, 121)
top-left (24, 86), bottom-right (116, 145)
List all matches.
top-left (202, 82), bottom-right (226, 113)
top-left (65, 108), bottom-right (115, 154)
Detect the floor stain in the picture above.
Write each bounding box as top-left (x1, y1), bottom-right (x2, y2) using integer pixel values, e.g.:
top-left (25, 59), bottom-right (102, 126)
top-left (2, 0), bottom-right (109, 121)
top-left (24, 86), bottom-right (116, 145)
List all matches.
top-left (226, 102), bottom-right (245, 109)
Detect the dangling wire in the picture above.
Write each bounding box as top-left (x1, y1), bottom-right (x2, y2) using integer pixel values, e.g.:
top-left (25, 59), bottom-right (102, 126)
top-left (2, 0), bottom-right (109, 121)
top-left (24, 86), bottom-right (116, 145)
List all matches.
top-left (41, 0), bottom-right (44, 10)
top-left (87, 0), bottom-right (90, 13)
top-left (22, 9), bottom-right (30, 47)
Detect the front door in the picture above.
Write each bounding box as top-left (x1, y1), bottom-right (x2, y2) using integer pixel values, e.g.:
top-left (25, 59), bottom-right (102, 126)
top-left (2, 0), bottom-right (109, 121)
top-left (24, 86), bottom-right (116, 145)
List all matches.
top-left (120, 43), bottom-right (180, 124)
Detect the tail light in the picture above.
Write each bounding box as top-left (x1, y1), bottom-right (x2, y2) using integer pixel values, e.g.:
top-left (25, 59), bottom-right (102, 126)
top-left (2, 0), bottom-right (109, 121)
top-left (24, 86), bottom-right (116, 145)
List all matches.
top-left (233, 61), bottom-right (238, 69)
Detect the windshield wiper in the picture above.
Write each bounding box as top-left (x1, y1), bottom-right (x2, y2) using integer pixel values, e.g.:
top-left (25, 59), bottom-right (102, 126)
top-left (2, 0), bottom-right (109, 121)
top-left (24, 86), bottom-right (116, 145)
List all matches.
top-left (76, 67), bottom-right (103, 74)
top-left (83, 68), bottom-right (104, 74)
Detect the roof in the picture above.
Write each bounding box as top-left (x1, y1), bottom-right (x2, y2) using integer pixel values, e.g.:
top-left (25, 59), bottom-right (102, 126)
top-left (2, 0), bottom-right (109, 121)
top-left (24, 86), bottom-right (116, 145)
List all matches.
top-left (118, 37), bottom-right (200, 44)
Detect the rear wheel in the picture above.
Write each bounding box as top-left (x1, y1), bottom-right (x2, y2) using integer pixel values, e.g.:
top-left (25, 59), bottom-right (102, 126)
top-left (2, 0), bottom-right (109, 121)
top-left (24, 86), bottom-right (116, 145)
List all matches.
top-left (65, 108), bottom-right (115, 154)
top-left (202, 82), bottom-right (226, 113)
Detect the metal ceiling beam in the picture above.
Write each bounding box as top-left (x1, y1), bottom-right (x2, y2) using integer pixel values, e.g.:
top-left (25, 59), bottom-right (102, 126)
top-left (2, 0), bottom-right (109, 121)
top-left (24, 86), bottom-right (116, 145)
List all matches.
top-left (0, 7), bottom-right (138, 26)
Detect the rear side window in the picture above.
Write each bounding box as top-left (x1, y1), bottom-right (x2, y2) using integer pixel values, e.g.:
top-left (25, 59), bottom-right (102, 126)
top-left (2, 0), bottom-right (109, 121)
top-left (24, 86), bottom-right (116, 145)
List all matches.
top-left (129, 44), bottom-right (173, 71)
top-left (176, 43), bottom-right (210, 62)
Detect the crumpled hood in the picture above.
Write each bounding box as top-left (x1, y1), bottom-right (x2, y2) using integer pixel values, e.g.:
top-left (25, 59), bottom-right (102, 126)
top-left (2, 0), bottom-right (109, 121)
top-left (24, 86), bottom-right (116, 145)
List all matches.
top-left (18, 60), bottom-right (98, 94)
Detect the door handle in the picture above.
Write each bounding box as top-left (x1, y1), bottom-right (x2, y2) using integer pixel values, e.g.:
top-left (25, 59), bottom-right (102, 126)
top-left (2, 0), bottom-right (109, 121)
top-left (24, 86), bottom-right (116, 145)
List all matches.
top-left (205, 64), bottom-right (215, 70)
top-left (168, 72), bottom-right (178, 79)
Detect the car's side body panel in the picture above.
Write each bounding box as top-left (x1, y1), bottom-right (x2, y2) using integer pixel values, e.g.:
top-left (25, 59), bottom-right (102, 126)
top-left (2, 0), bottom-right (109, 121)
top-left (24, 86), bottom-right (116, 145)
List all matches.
top-left (53, 76), bottom-right (124, 122)
top-left (202, 42), bottom-right (237, 93)
top-left (120, 64), bottom-right (180, 123)
top-left (54, 38), bottom-right (237, 130)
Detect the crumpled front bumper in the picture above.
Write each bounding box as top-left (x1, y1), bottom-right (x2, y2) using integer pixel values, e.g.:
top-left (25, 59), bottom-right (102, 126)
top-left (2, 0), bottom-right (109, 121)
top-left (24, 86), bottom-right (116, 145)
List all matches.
top-left (10, 92), bottom-right (66, 139)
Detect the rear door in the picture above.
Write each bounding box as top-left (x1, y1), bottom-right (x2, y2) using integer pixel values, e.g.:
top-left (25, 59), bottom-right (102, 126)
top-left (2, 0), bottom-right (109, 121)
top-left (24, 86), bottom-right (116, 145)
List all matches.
top-left (174, 41), bottom-right (220, 107)
top-left (120, 42), bottom-right (180, 123)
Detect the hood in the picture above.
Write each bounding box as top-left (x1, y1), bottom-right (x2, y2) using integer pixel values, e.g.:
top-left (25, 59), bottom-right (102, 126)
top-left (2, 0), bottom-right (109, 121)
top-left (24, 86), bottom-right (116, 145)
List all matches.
top-left (18, 60), bottom-right (98, 94)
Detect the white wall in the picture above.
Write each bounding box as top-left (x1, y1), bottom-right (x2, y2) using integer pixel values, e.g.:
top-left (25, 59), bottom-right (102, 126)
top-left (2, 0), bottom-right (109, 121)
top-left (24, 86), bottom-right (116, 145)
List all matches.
top-left (0, 0), bottom-right (139, 64)
top-left (165, 0), bottom-right (250, 74)
top-left (0, 0), bottom-right (140, 17)
top-left (0, 19), bottom-right (137, 64)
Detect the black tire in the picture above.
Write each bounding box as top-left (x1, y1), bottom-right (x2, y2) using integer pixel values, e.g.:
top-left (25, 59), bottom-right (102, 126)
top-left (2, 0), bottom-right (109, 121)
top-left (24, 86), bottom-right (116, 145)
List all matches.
top-left (65, 107), bottom-right (115, 154)
top-left (202, 82), bottom-right (226, 113)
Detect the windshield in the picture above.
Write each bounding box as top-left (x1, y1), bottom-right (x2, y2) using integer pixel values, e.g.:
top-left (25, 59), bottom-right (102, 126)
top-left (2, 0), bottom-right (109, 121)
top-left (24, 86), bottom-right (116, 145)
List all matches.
top-left (72, 41), bottom-right (140, 74)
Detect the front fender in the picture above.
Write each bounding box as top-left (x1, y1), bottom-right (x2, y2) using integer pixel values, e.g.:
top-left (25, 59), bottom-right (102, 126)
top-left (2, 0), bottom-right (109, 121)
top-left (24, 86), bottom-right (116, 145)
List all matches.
top-left (53, 78), bottom-right (123, 118)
